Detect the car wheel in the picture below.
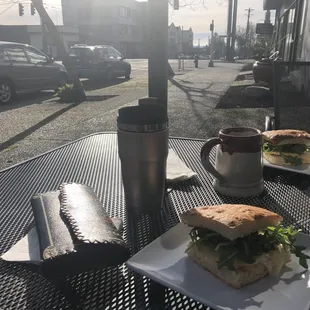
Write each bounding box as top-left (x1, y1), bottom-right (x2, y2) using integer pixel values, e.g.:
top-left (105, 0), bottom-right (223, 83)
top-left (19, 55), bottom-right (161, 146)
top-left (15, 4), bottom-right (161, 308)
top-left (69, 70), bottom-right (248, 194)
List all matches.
top-left (125, 69), bottom-right (131, 80)
top-left (0, 80), bottom-right (14, 104)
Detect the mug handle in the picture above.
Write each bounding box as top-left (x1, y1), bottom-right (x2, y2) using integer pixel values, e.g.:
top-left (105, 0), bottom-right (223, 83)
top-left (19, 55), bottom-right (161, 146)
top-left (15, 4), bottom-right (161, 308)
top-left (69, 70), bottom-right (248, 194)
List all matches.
top-left (200, 138), bottom-right (226, 184)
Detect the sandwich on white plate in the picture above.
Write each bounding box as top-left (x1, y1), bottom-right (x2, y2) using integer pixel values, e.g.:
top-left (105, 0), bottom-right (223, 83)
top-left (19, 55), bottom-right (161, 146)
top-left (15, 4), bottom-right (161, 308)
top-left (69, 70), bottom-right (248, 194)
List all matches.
top-left (262, 129), bottom-right (310, 166)
top-left (180, 204), bottom-right (310, 289)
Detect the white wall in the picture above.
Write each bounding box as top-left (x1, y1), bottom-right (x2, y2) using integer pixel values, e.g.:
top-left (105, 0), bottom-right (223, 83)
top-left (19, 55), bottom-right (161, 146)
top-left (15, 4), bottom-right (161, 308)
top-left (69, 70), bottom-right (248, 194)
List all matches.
top-left (29, 34), bottom-right (43, 51)
top-left (27, 26), bottom-right (79, 58)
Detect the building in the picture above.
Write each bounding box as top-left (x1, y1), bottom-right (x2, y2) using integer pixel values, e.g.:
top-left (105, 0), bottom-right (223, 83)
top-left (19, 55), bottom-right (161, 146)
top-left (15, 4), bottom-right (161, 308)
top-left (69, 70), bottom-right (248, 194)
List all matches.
top-left (263, 0), bottom-right (308, 62)
top-left (168, 23), bottom-right (193, 58)
top-left (0, 25), bottom-right (79, 58)
top-left (168, 23), bottom-right (182, 57)
top-left (61, 0), bottom-right (143, 58)
top-left (182, 28), bottom-right (194, 55)
top-left (263, 0), bottom-right (309, 96)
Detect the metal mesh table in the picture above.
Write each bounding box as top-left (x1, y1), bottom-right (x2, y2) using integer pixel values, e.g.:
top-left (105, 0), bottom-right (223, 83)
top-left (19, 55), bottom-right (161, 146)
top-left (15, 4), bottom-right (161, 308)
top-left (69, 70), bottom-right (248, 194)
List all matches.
top-left (0, 133), bottom-right (310, 310)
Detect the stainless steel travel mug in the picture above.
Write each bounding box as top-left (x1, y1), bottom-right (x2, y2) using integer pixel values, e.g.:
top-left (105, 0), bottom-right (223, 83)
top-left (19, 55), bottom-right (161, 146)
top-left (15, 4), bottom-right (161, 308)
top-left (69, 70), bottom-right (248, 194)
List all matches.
top-left (117, 127), bottom-right (169, 214)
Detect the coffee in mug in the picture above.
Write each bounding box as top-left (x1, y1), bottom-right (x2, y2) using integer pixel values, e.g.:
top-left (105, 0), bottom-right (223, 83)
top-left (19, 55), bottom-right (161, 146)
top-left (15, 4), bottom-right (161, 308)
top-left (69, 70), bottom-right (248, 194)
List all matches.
top-left (200, 127), bottom-right (264, 197)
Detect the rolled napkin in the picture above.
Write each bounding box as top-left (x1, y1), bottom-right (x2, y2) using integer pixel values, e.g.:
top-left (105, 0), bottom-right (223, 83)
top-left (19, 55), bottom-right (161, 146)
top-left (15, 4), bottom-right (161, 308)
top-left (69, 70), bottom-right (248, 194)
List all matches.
top-left (166, 149), bottom-right (197, 182)
top-left (2, 183), bottom-right (130, 279)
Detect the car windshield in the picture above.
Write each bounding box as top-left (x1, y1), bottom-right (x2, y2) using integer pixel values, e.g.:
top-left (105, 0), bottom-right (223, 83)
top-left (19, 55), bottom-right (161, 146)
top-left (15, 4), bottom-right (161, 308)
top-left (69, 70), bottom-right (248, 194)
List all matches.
top-left (69, 48), bottom-right (94, 57)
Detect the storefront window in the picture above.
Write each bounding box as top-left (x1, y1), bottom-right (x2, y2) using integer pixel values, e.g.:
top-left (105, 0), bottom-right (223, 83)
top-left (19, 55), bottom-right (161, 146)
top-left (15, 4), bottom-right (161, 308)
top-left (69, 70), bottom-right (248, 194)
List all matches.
top-left (276, 0), bottom-right (308, 62)
top-left (296, 0), bottom-right (308, 59)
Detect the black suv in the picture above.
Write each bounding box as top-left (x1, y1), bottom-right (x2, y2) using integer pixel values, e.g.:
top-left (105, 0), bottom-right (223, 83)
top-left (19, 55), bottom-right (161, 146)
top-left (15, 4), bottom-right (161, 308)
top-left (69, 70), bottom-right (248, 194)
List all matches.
top-left (67, 44), bottom-right (131, 81)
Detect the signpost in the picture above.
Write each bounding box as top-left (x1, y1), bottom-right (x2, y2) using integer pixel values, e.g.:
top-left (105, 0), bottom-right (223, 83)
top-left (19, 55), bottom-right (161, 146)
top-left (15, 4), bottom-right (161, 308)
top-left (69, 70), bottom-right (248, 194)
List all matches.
top-left (256, 23), bottom-right (274, 35)
top-left (209, 20), bottom-right (214, 67)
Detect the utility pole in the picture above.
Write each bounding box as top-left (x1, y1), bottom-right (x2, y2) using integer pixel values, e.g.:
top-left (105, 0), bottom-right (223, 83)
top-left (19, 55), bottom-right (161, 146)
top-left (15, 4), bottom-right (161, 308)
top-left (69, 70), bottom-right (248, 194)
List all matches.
top-left (226, 0), bottom-right (233, 61)
top-left (245, 7), bottom-right (254, 59)
top-left (265, 10), bottom-right (271, 23)
top-left (209, 20), bottom-right (214, 67)
top-left (181, 25), bottom-right (183, 54)
top-left (231, 0), bottom-right (238, 59)
top-left (38, 0), bottom-right (48, 54)
top-left (148, 0), bottom-right (168, 110)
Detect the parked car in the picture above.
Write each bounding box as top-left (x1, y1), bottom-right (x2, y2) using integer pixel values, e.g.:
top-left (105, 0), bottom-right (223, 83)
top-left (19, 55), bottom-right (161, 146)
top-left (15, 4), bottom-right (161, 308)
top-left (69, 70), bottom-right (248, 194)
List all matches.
top-left (66, 44), bottom-right (131, 81)
top-left (0, 41), bottom-right (68, 104)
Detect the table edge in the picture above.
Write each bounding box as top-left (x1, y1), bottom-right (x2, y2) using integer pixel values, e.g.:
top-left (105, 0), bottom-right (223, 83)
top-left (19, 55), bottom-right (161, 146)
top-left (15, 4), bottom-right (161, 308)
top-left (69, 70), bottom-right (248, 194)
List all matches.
top-left (0, 132), bottom-right (207, 174)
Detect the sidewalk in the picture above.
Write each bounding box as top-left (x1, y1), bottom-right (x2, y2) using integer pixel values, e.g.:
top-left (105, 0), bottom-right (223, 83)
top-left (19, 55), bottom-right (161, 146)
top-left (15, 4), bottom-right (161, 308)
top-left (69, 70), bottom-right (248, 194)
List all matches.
top-left (168, 62), bottom-right (272, 138)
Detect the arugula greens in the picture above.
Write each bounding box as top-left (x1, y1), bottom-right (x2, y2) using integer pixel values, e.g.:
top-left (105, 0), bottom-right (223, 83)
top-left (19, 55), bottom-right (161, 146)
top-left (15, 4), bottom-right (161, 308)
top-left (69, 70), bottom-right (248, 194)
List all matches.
top-left (263, 142), bottom-right (308, 165)
top-left (187, 225), bottom-right (310, 271)
top-left (280, 153), bottom-right (302, 166)
top-left (263, 142), bottom-right (308, 155)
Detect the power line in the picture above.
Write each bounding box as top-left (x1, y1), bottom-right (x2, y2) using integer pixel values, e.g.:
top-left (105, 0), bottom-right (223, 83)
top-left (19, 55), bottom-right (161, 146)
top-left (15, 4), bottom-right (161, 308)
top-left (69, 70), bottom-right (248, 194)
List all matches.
top-left (0, 2), bottom-right (16, 15)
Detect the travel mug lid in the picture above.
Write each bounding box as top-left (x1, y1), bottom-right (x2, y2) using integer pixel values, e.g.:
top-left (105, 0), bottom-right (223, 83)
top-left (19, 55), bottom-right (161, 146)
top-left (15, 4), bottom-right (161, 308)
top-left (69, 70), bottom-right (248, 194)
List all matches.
top-left (117, 105), bottom-right (168, 132)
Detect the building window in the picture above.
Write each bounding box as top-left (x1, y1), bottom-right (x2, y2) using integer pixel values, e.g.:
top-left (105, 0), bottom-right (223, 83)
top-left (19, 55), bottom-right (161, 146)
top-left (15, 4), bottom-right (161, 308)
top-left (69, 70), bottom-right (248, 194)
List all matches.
top-left (120, 25), bottom-right (129, 35)
top-left (119, 6), bottom-right (131, 18)
top-left (296, 0), bottom-right (308, 59)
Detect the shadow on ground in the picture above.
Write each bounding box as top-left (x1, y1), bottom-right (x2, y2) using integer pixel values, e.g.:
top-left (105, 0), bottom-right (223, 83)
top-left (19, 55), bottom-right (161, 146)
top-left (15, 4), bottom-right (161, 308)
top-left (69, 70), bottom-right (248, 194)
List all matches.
top-left (0, 91), bottom-right (54, 113)
top-left (0, 94), bottom-right (115, 153)
top-left (0, 78), bottom-right (126, 113)
top-left (82, 77), bottom-right (127, 91)
top-left (216, 81), bottom-right (310, 109)
top-left (216, 84), bottom-right (273, 109)
top-left (169, 78), bottom-right (217, 108)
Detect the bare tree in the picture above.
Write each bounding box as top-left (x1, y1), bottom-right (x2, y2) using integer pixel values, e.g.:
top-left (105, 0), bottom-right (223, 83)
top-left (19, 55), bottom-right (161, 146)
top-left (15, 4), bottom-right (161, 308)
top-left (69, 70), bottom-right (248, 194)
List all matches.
top-left (235, 23), bottom-right (256, 58)
top-left (31, 0), bottom-right (87, 101)
top-left (168, 0), bottom-right (224, 9)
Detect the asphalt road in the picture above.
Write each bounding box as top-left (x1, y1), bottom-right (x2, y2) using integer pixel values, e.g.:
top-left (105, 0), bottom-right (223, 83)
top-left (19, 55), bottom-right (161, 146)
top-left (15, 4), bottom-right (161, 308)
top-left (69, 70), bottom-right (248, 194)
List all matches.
top-left (0, 59), bottom-right (245, 170)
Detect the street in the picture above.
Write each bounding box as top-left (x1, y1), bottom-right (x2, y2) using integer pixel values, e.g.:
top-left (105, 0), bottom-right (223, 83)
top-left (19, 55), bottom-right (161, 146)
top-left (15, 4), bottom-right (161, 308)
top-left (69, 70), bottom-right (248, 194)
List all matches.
top-left (0, 60), bottom-right (270, 170)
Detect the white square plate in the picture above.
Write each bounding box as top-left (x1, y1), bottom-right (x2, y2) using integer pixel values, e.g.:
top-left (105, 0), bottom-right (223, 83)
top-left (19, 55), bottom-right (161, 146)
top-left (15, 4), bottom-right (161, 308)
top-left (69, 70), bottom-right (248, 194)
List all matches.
top-left (264, 159), bottom-right (310, 175)
top-left (126, 223), bottom-right (310, 310)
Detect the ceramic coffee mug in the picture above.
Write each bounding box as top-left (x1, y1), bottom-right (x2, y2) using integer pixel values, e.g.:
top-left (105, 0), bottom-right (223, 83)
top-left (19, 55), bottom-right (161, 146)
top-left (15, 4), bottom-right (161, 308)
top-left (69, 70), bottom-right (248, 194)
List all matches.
top-left (200, 127), bottom-right (264, 197)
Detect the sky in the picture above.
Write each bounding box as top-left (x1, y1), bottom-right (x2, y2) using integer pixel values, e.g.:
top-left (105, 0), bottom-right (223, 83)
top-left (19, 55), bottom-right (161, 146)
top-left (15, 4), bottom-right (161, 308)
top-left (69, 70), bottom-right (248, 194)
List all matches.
top-left (0, 0), bottom-right (271, 46)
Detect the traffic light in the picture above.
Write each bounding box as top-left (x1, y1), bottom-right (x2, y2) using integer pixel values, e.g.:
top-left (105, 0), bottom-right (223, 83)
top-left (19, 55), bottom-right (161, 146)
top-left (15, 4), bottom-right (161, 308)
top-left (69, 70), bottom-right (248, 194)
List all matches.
top-left (18, 3), bottom-right (24, 16)
top-left (31, 3), bottom-right (36, 15)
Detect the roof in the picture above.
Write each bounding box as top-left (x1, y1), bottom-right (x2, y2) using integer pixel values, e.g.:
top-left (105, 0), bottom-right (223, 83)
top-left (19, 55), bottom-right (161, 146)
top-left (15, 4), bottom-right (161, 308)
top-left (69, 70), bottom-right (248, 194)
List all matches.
top-left (71, 44), bottom-right (113, 49)
top-left (0, 41), bottom-right (28, 47)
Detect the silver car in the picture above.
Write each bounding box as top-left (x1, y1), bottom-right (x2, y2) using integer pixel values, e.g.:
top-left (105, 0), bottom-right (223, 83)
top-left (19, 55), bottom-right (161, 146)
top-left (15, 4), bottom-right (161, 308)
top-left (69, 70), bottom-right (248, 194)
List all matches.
top-left (0, 41), bottom-right (68, 104)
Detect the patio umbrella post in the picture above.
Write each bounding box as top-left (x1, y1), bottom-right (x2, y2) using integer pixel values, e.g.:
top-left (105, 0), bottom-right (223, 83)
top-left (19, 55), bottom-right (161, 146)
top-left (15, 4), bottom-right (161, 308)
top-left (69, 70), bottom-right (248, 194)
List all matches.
top-left (148, 0), bottom-right (169, 112)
